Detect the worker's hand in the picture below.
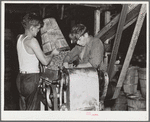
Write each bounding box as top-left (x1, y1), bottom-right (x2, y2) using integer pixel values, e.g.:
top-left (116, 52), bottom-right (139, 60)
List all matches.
top-left (63, 62), bottom-right (69, 68)
top-left (52, 48), bottom-right (60, 56)
top-left (73, 59), bottom-right (79, 67)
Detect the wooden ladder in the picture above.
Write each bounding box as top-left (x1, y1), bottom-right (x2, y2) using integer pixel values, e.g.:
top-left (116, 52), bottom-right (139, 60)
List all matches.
top-left (112, 4), bottom-right (147, 99)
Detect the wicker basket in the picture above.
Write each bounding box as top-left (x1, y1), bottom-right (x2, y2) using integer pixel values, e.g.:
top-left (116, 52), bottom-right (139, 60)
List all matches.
top-left (127, 91), bottom-right (146, 111)
top-left (138, 68), bottom-right (146, 99)
top-left (123, 66), bottom-right (139, 95)
top-left (111, 91), bottom-right (127, 111)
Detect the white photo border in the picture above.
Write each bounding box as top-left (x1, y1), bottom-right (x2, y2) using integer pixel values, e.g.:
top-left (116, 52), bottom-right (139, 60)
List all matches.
top-left (1, 1), bottom-right (149, 121)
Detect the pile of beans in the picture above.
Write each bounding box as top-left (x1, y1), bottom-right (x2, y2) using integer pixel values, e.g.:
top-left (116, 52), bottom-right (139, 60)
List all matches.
top-left (48, 50), bottom-right (71, 70)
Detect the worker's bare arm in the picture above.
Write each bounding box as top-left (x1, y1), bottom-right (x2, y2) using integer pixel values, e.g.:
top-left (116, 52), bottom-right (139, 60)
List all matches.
top-left (28, 38), bottom-right (59, 65)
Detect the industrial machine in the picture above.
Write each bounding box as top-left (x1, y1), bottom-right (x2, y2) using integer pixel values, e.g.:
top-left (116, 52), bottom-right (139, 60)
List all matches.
top-left (39, 67), bottom-right (109, 111)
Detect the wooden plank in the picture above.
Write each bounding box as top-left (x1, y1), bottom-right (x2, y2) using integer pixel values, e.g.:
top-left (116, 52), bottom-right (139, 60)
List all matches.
top-left (107, 4), bottom-right (128, 79)
top-left (112, 4), bottom-right (147, 99)
top-left (128, 4), bottom-right (139, 12)
top-left (95, 4), bottom-right (141, 42)
top-left (104, 16), bottom-right (138, 42)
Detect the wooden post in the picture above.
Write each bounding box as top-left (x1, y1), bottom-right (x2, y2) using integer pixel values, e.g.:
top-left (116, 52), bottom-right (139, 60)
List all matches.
top-left (104, 11), bottom-right (111, 71)
top-left (112, 4), bottom-right (147, 99)
top-left (107, 4), bottom-right (128, 80)
top-left (105, 11), bottom-right (111, 25)
top-left (94, 9), bottom-right (101, 36)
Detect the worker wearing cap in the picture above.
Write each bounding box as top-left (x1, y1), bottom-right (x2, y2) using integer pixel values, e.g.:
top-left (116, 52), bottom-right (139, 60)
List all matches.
top-left (63, 24), bottom-right (104, 70)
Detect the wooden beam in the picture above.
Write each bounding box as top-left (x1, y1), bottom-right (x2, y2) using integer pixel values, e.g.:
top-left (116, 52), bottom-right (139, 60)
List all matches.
top-left (107, 4), bottom-right (128, 79)
top-left (112, 4), bottom-right (147, 99)
top-left (103, 16), bottom-right (138, 42)
top-left (95, 4), bottom-right (141, 42)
